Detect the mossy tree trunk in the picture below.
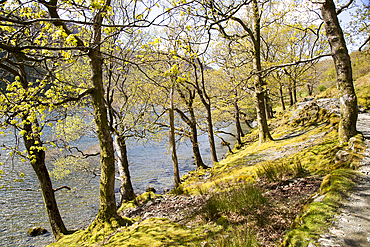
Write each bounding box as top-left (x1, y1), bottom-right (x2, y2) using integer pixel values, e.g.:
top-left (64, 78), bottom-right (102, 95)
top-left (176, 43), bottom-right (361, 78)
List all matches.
top-left (88, 7), bottom-right (120, 222)
top-left (251, 0), bottom-right (273, 144)
top-left (23, 121), bottom-right (68, 240)
top-left (321, 0), bottom-right (358, 143)
top-left (234, 101), bottom-right (244, 146)
top-left (39, 0), bottom-right (129, 229)
top-left (169, 86), bottom-right (181, 187)
top-left (230, 0), bottom-right (273, 144)
top-left (113, 135), bottom-right (136, 206)
top-left (89, 51), bottom-right (118, 221)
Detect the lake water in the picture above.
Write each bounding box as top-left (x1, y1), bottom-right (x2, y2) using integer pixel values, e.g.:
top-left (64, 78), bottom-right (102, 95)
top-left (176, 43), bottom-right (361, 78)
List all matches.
top-left (0, 124), bottom-right (244, 247)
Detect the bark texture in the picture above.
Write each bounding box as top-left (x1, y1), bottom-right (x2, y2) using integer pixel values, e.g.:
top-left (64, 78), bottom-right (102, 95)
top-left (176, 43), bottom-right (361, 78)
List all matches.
top-left (234, 101), bottom-right (243, 146)
top-left (176, 87), bottom-right (208, 170)
top-left (113, 135), bottom-right (136, 206)
top-left (89, 9), bottom-right (119, 221)
top-left (23, 121), bottom-right (68, 240)
top-left (169, 87), bottom-right (181, 187)
top-left (252, 0), bottom-right (273, 144)
top-left (321, 0), bottom-right (358, 142)
top-left (195, 60), bottom-right (218, 163)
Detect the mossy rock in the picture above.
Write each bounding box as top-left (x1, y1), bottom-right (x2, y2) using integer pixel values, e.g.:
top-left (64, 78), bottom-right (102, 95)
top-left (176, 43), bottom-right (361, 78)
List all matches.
top-left (118, 191), bottom-right (162, 212)
top-left (216, 215), bottom-right (229, 228)
top-left (28, 226), bottom-right (48, 237)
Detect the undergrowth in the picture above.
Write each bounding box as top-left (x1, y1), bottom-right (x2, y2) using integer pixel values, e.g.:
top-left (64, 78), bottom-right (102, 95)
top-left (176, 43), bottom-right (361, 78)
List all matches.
top-left (199, 182), bottom-right (268, 223)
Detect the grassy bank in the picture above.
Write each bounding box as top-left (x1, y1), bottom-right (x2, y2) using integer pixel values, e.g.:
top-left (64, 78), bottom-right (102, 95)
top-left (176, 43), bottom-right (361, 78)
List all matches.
top-left (48, 97), bottom-right (367, 246)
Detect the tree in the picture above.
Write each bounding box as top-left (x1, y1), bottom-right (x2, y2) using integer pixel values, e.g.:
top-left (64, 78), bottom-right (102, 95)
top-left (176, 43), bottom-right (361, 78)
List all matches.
top-left (0, 6), bottom-right (78, 239)
top-left (186, 0), bottom-right (276, 144)
top-left (320, 0), bottom-right (358, 142)
top-left (169, 75), bottom-right (181, 187)
top-left (350, 1), bottom-right (370, 51)
top-left (175, 74), bottom-right (209, 170)
top-left (0, 57), bottom-right (69, 240)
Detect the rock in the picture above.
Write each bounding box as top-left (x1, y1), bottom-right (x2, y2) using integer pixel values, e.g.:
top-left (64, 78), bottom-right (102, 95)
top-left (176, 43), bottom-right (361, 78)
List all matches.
top-left (216, 216), bottom-right (229, 228)
top-left (308, 243), bottom-right (316, 247)
top-left (27, 227), bottom-right (48, 237)
top-left (146, 187), bottom-right (156, 193)
top-left (313, 194), bottom-right (325, 202)
top-left (334, 150), bottom-right (351, 164)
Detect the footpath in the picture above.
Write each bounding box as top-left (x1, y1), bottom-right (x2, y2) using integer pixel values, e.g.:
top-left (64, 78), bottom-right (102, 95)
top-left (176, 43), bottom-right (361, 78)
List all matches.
top-left (317, 113), bottom-right (370, 247)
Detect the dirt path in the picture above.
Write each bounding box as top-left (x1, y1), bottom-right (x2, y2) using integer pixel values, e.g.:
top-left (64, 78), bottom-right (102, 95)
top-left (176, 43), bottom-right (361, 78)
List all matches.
top-left (317, 113), bottom-right (370, 247)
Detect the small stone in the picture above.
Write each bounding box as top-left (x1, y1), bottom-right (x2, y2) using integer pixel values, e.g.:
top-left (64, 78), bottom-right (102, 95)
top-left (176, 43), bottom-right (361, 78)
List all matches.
top-left (313, 195), bottom-right (325, 202)
top-left (27, 227), bottom-right (48, 237)
top-left (334, 150), bottom-right (351, 164)
top-left (201, 241), bottom-right (210, 247)
top-left (146, 187), bottom-right (156, 193)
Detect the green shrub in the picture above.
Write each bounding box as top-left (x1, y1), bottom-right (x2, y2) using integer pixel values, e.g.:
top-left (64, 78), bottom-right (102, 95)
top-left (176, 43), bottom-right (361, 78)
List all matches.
top-left (318, 85), bottom-right (327, 92)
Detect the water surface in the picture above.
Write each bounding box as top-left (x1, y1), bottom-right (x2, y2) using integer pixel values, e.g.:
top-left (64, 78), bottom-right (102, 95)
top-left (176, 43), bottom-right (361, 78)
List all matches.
top-left (0, 125), bottom-right (243, 246)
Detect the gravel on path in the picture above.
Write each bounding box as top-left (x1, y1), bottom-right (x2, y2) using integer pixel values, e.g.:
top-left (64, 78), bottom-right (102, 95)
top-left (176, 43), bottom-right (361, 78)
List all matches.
top-left (317, 113), bottom-right (370, 247)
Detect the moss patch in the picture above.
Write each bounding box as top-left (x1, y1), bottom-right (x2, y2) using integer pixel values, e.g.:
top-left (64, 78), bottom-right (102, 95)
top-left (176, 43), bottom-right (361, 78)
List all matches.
top-left (282, 169), bottom-right (357, 247)
top-left (49, 218), bottom-right (222, 247)
top-left (118, 192), bottom-right (162, 212)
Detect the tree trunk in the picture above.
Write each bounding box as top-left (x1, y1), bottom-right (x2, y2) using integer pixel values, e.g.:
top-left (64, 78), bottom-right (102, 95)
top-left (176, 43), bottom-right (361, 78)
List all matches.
top-left (113, 135), bottom-right (136, 206)
top-left (234, 101), bottom-right (243, 146)
top-left (89, 28), bottom-right (118, 222)
top-left (293, 79), bottom-right (297, 104)
top-left (205, 103), bottom-right (218, 163)
top-left (264, 92), bottom-right (273, 119)
top-left (252, 0), bottom-right (273, 144)
top-left (255, 91), bottom-right (272, 143)
top-left (23, 121), bottom-right (67, 240)
top-left (194, 59), bottom-right (218, 163)
top-left (279, 82), bottom-right (286, 110)
top-left (307, 82), bottom-right (313, 96)
top-left (176, 87), bottom-right (208, 169)
top-left (17, 58), bottom-right (67, 239)
top-left (321, 0), bottom-right (358, 143)
top-left (288, 84), bottom-right (294, 107)
top-left (169, 87), bottom-right (181, 187)
top-left (189, 108), bottom-right (208, 169)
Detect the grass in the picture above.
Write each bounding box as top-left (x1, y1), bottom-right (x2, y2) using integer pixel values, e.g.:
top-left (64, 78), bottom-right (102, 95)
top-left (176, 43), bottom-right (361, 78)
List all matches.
top-left (199, 182), bottom-right (268, 222)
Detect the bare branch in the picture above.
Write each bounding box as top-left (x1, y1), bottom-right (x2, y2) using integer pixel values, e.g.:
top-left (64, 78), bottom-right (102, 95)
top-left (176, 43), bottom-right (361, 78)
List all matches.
top-left (53, 185), bottom-right (71, 192)
top-left (336, 0), bottom-right (354, 15)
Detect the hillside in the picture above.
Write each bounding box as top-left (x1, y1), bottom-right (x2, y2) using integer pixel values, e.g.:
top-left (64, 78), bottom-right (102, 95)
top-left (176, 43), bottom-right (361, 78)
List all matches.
top-left (47, 64), bottom-right (370, 246)
top-left (48, 91), bottom-right (368, 246)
